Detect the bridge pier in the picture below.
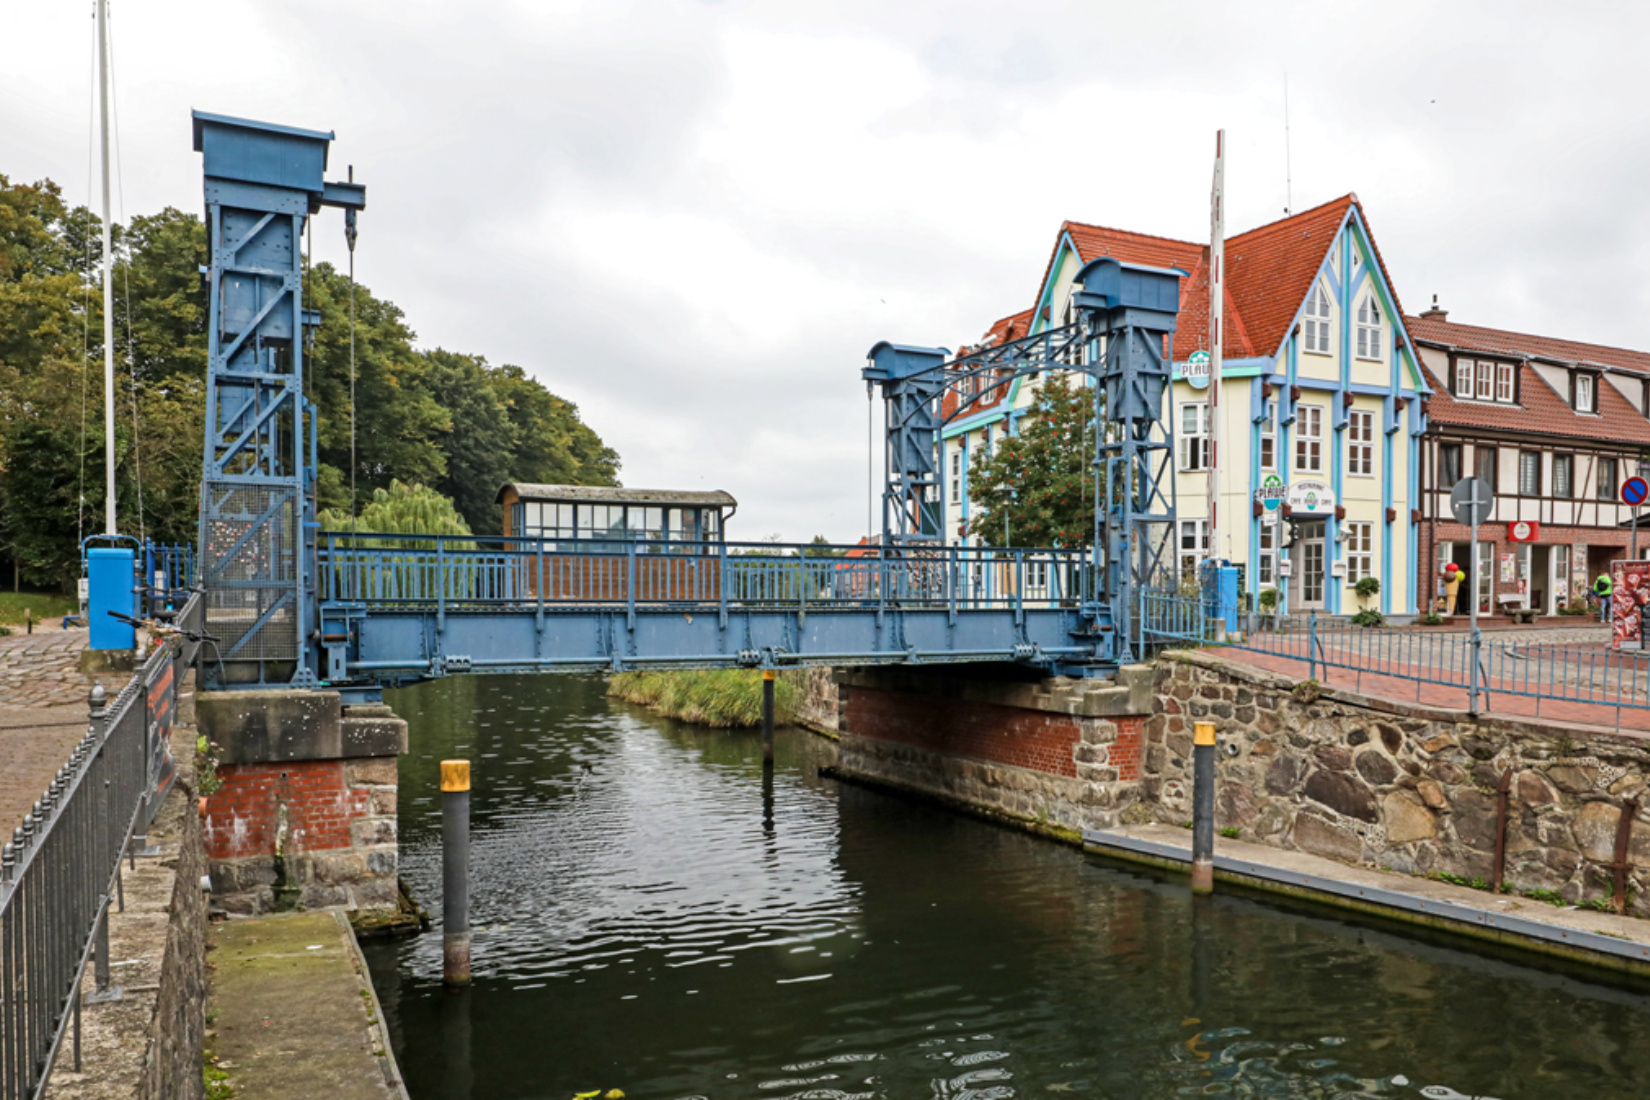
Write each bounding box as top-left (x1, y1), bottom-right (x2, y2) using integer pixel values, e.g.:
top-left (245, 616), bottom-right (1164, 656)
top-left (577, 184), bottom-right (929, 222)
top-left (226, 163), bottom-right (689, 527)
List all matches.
top-left (827, 663), bottom-right (1157, 837)
top-left (197, 690), bottom-right (406, 915)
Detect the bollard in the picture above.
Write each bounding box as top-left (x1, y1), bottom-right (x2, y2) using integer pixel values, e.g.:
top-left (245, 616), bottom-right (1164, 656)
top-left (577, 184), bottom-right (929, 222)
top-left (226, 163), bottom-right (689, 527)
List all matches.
top-left (761, 670), bottom-right (776, 765)
top-left (1191, 721), bottom-right (1216, 895)
top-left (24, 607), bottom-right (31, 634)
top-left (441, 759), bottom-right (472, 987)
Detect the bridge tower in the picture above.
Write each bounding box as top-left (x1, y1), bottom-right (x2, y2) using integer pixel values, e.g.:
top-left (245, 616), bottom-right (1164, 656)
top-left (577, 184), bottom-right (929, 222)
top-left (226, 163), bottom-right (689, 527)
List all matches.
top-left (867, 257), bottom-right (1182, 667)
top-left (192, 112), bottom-right (364, 687)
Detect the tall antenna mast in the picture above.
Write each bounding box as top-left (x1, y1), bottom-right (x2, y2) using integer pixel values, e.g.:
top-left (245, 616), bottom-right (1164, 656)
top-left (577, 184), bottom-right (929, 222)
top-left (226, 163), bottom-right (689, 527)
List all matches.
top-left (97, 0), bottom-right (117, 536)
top-left (1283, 73), bottom-right (1293, 216)
top-left (1209, 129), bottom-right (1225, 567)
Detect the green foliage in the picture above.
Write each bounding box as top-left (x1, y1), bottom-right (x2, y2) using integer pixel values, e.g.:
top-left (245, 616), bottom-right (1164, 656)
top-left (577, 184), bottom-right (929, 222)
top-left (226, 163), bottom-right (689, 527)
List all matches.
top-left (1354, 576), bottom-right (1380, 600)
top-left (0, 592), bottom-right (76, 626)
top-left (1350, 609), bottom-right (1386, 627)
top-left (1522, 887), bottom-right (1568, 907)
top-left (318, 479), bottom-right (472, 546)
top-left (1427, 869), bottom-right (1490, 891)
top-left (0, 172), bottom-right (621, 588)
top-left (1417, 612), bottom-right (1444, 626)
top-left (1219, 825), bottom-right (1241, 839)
top-left (967, 373), bottom-right (1096, 547)
top-left (196, 734), bottom-right (222, 797)
top-left (607, 670), bottom-right (798, 729)
top-left (1258, 587), bottom-right (1279, 611)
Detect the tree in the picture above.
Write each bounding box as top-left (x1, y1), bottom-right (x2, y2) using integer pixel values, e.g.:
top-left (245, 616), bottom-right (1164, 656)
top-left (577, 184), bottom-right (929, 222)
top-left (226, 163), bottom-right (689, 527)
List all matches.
top-left (318, 479), bottom-right (471, 543)
top-left (966, 372), bottom-right (1097, 548)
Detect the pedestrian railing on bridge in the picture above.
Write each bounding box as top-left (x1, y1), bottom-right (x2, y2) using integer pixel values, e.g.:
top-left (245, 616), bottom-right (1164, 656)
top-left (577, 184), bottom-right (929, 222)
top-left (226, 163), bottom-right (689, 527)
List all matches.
top-left (1132, 589), bottom-right (1650, 727)
top-left (0, 593), bottom-right (196, 1099)
top-left (317, 534), bottom-right (1095, 615)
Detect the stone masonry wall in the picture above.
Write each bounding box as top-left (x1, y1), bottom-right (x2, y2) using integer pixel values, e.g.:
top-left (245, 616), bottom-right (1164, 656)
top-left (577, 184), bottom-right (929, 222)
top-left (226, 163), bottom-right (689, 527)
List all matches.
top-left (205, 754), bottom-right (398, 914)
top-left (1147, 651), bottom-right (1650, 916)
top-left (792, 666), bottom-right (842, 734)
top-left (833, 665), bottom-right (1154, 835)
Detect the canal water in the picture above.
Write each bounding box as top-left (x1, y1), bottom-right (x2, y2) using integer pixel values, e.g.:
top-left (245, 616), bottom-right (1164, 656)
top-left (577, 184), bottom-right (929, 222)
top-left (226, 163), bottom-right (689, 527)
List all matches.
top-left (364, 673), bottom-right (1650, 1100)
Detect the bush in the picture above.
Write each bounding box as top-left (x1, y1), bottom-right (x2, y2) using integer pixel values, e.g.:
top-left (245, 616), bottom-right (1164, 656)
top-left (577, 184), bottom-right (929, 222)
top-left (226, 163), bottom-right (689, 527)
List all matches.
top-left (1258, 587), bottom-right (1279, 611)
top-left (1350, 608), bottom-right (1386, 627)
top-left (1354, 576), bottom-right (1380, 600)
top-left (1417, 612), bottom-right (1444, 626)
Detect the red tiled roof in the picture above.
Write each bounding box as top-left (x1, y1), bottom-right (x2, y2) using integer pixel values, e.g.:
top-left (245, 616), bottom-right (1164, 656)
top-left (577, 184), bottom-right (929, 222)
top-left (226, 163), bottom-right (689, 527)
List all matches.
top-left (941, 307), bottom-right (1035, 421)
top-left (1045, 195), bottom-right (1370, 363)
top-left (1406, 314), bottom-right (1650, 376)
top-left (1420, 361), bottom-right (1650, 445)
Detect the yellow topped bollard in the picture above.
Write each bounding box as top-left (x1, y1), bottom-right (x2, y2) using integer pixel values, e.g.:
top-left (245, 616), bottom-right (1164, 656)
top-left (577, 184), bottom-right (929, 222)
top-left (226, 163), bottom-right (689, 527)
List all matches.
top-left (441, 759), bottom-right (472, 986)
top-left (1191, 722), bottom-right (1216, 895)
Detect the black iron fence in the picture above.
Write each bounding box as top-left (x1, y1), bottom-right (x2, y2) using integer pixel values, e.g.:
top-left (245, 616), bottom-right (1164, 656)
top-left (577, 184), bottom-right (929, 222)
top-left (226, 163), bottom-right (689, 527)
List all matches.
top-left (0, 595), bottom-right (193, 1099)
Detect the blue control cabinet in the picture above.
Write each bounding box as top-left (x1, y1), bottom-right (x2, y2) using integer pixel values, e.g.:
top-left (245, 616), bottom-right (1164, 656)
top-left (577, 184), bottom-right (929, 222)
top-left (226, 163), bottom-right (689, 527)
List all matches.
top-left (88, 547), bottom-right (136, 651)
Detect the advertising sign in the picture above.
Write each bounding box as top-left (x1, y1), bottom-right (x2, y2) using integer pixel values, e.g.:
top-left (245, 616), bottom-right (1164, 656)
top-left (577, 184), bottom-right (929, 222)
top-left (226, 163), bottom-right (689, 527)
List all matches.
top-left (1255, 473), bottom-right (1286, 511)
top-left (1500, 553), bottom-right (1515, 583)
top-left (1508, 520), bottom-right (1539, 543)
top-left (1287, 479), bottom-right (1334, 515)
top-left (1184, 350), bottom-right (1211, 390)
top-left (1611, 560), bottom-right (1650, 651)
top-left (1574, 543), bottom-right (1590, 600)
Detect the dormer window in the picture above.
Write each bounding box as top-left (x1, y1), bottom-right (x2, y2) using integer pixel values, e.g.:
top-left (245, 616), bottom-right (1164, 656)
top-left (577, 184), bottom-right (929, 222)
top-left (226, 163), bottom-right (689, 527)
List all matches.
top-left (1355, 293), bottom-right (1383, 359)
top-left (1303, 282), bottom-right (1333, 354)
top-left (1450, 357), bottom-right (1517, 404)
top-left (1575, 372), bottom-right (1597, 414)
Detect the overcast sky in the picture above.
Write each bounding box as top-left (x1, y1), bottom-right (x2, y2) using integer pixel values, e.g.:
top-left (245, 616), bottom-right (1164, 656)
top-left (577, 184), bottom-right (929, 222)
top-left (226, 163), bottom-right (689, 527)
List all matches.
top-left (7, 1), bottom-right (1650, 542)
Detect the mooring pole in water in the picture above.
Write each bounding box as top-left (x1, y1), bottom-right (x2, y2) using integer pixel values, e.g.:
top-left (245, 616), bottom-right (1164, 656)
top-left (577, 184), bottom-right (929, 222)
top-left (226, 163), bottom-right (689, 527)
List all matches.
top-left (441, 759), bottom-right (472, 986)
top-left (761, 669), bottom-right (776, 765)
top-left (1191, 721), bottom-right (1215, 895)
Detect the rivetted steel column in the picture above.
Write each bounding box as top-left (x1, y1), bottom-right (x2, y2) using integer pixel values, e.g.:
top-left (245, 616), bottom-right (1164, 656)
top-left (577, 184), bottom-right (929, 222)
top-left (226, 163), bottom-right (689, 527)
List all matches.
top-left (1191, 721), bottom-right (1216, 895)
top-left (441, 759), bottom-right (472, 986)
top-left (761, 670), bottom-right (776, 765)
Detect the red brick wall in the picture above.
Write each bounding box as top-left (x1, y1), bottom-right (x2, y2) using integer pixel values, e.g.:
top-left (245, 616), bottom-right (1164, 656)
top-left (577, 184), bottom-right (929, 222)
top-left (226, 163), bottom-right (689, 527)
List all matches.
top-left (1417, 519), bottom-right (1629, 614)
top-left (1112, 717), bottom-right (1144, 781)
top-left (204, 760), bottom-right (372, 860)
top-left (844, 686), bottom-right (1080, 776)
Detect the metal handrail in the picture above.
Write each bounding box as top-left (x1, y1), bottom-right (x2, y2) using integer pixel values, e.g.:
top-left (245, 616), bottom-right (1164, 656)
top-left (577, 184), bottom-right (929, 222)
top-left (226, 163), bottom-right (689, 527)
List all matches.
top-left (0, 636), bottom-right (181, 1099)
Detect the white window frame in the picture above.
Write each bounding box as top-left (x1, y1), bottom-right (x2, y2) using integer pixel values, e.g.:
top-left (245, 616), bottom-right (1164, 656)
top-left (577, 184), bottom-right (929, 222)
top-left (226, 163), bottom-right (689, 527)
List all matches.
top-left (1475, 359), bottom-right (1494, 401)
top-left (1179, 402), bottom-right (1209, 472)
top-left (1295, 404), bottom-right (1324, 474)
top-left (1576, 373), bottom-right (1597, 413)
top-left (1553, 453), bottom-right (1572, 498)
top-left (1178, 519), bottom-right (1209, 582)
top-left (1258, 520), bottom-right (1277, 586)
top-left (1355, 293), bottom-right (1383, 360)
top-left (1518, 451), bottom-right (1541, 497)
top-left (1454, 358), bottom-right (1473, 397)
top-left (1345, 522), bottom-right (1374, 584)
top-left (1259, 401), bottom-right (1277, 470)
top-left (1496, 362), bottom-right (1515, 403)
top-left (1347, 410), bottom-right (1374, 476)
top-left (1303, 283), bottom-right (1333, 355)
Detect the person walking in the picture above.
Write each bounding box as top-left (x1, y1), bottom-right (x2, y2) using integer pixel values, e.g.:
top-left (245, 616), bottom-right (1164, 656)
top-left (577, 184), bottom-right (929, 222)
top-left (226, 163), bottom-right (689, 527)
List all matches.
top-left (1594, 571), bottom-right (1614, 623)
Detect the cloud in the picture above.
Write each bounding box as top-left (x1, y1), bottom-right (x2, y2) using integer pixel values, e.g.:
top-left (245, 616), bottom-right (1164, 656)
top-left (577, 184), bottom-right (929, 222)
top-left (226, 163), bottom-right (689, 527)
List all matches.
top-left (7, 0), bottom-right (1650, 541)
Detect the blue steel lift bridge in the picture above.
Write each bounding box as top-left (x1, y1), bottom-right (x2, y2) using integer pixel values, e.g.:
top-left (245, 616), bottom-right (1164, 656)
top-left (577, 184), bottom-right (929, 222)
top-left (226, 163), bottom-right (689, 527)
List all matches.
top-left (190, 112), bottom-right (1184, 699)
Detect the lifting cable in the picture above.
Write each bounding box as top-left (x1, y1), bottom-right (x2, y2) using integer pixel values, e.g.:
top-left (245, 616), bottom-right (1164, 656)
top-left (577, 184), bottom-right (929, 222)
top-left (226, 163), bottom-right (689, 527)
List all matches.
top-left (76, 8), bottom-right (99, 556)
top-left (346, 192), bottom-right (359, 538)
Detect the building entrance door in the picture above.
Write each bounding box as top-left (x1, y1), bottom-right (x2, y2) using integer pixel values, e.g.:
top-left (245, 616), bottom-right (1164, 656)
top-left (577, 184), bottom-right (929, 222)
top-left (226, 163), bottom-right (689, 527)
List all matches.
top-left (1296, 521), bottom-right (1326, 610)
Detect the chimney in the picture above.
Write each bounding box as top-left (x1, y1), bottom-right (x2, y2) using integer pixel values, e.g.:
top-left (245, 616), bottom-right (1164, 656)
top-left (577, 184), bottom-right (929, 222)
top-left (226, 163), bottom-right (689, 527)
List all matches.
top-left (1419, 294), bottom-right (1448, 322)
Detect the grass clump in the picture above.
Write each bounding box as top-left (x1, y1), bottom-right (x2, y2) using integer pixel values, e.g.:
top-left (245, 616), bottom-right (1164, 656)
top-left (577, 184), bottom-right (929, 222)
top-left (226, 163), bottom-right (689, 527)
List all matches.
top-left (0, 592), bottom-right (76, 627)
top-left (607, 670), bottom-right (798, 728)
top-left (1219, 826), bottom-right (1241, 839)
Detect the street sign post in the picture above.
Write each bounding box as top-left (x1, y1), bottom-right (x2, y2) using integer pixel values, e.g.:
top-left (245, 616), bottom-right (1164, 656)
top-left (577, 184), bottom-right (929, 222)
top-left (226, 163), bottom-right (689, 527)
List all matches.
top-left (1623, 476), bottom-right (1648, 560)
top-left (1450, 477), bottom-right (1494, 714)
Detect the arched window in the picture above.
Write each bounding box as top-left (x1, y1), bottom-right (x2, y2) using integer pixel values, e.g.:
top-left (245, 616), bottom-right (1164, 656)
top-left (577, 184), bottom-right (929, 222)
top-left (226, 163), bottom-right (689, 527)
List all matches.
top-left (1303, 282), bottom-right (1333, 354)
top-left (1356, 292), bottom-right (1383, 359)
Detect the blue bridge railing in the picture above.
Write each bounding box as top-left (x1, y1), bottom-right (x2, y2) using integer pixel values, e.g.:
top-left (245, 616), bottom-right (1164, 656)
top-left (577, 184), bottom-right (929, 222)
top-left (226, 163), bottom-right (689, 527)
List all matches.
top-left (316, 534), bottom-right (1096, 615)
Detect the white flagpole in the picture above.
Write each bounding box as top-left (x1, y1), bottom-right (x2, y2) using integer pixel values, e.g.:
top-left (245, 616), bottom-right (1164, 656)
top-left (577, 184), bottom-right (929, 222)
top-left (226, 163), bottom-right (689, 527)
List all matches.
top-left (1208, 130), bottom-right (1225, 565)
top-left (97, 0), bottom-right (117, 536)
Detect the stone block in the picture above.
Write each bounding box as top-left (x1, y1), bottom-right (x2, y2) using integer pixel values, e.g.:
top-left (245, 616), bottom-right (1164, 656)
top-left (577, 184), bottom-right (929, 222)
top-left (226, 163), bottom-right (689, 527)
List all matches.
top-left (347, 758), bottom-right (399, 786)
top-left (217, 885), bottom-right (274, 916)
top-left (1354, 749), bottom-right (1398, 786)
top-left (211, 856), bottom-right (276, 895)
top-left (353, 875), bottom-right (400, 910)
top-left (299, 883), bottom-right (351, 909)
top-left (1382, 791), bottom-right (1438, 844)
top-left (1516, 770), bottom-right (1558, 810)
top-left (1376, 723), bottom-right (1404, 754)
top-left (1571, 801), bottom-right (1622, 863)
top-left (1293, 812), bottom-right (1362, 863)
top-left (1417, 779), bottom-right (1448, 810)
top-left (1303, 770), bottom-right (1377, 822)
top-left (1265, 754), bottom-right (1301, 796)
top-left (1548, 766), bottom-right (1599, 794)
top-left (1314, 746), bottom-right (1353, 772)
top-left (312, 850), bottom-right (369, 885)
top-left (350, 816), bottom-right (397, 847)
top-left (1449, 788), bottom-right (1498, 851)
top-left (370, 787), bottom-right (398, 816)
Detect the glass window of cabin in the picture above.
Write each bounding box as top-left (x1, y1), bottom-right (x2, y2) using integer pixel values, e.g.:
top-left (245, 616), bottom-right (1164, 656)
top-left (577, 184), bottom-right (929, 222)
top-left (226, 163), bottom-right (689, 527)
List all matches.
top-left (577, 504), bottom-right (595, 533)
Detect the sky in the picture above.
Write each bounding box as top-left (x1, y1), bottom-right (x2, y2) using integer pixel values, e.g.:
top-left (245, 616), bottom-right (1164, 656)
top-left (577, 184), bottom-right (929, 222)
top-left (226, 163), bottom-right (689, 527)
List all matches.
top-left (7, 1), bottom-right (1650, 543)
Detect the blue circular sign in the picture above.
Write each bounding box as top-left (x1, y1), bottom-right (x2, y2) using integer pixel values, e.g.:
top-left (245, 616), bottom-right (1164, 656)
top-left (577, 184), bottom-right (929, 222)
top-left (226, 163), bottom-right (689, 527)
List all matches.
top-left (1624, 476), bottom-right (1649, 506)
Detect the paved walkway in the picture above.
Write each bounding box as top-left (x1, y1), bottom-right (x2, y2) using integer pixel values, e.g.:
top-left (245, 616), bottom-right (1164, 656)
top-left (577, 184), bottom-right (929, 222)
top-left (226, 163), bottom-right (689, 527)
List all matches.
top-left (0, 629), bottom-right (93, 709)
top-left (208, 910), bottom-right (408, 1099)
top-left (1087, 823), bottom-right (1650, 975)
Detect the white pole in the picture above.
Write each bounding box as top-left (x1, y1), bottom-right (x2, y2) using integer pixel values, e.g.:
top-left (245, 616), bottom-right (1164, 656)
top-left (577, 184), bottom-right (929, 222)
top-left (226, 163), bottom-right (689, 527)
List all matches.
top-left (1208, 130), bottom-right (1225, 566)
top-left (97, 0), bottom-right (117, 537)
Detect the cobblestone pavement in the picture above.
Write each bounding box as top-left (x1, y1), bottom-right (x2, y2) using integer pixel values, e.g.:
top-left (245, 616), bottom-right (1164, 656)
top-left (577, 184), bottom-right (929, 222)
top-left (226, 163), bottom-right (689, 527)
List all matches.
top-left (0, 628), bottom-right (94, 708)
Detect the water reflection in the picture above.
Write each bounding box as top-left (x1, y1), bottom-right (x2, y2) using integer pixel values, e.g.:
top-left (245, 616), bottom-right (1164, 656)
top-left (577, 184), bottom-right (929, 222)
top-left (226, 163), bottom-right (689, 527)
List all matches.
top-left (365, 673), bottom-right (1650, 1100)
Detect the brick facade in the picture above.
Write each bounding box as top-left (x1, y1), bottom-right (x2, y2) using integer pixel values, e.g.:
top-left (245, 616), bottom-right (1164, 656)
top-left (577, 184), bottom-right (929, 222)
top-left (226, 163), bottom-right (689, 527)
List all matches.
top-left (1418, 518), bottom-right (1628, 615)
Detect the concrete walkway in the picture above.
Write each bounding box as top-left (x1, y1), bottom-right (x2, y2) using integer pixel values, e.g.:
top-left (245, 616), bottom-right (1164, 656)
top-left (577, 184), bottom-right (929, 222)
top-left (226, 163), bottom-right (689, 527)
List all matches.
top-left (208, 911), bottom-right (408, 1100)
top-left (1087, 823), bottom-right (1650, 977)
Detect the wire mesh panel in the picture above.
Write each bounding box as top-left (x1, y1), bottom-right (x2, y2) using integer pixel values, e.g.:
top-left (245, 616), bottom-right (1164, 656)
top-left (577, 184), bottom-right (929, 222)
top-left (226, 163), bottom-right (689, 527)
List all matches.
top-left (201, 485), bottom-right (298, 666)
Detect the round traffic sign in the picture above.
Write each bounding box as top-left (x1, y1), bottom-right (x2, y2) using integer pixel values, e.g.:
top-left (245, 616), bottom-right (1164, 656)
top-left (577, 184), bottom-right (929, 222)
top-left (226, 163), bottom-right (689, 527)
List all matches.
top-left (1623, 476), bottom-right (1649, 507)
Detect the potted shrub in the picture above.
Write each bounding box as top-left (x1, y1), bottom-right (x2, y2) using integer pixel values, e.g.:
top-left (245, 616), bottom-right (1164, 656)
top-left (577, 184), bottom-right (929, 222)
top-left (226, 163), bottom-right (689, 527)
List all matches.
top-left (1258, 586), bottom-right (1279, 627)
top-left (1351, 576), bottom-right (1384, 627)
